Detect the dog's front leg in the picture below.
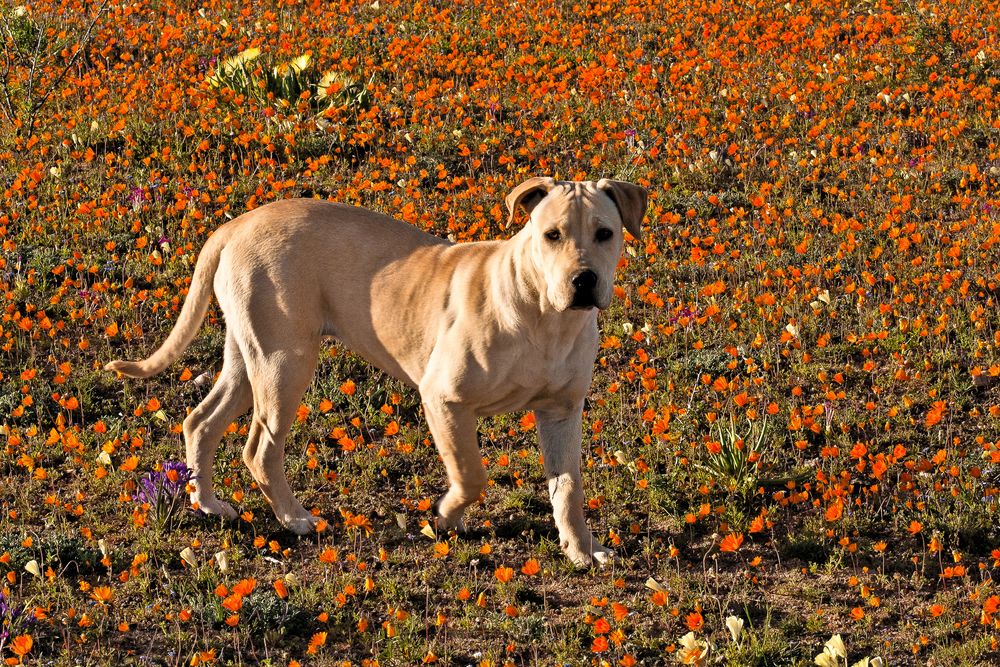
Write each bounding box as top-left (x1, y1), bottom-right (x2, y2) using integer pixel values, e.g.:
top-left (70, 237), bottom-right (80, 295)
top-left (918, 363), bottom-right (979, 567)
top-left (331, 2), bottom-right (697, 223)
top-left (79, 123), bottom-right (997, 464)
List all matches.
top-left (537, 404), bottom-right (614, 567)
top-left (423, 399), bottom-right (487, 531)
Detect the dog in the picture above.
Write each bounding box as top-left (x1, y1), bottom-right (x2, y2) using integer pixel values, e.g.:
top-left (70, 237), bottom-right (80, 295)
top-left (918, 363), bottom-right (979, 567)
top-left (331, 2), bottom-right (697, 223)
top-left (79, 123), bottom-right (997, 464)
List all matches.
top-left (107, 177), bottom-right (647, 567)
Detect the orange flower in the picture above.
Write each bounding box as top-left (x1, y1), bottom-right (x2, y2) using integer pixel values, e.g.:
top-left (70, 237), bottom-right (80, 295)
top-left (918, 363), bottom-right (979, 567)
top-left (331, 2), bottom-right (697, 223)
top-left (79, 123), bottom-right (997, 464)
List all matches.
top-left (89, 586), bottom-right (113, 604)
top-left (494, 566), bottom-right (514, 583)
top-left (519, 412), bottom-right (536, 431)
top-left (925, 400), bottom-right (947, 428)
top-left (341, 510), bottom-right (373, 535)
top-left (719, 533), bottom-right (744, 553)
top-left (232, 578), bottom-right (256, 597)
top-left (222, 594), bottom-right (243, 613)
top-left (10, 634), bottom-right (32, 658)
top-left (307, 631), bottom-right (328, 654)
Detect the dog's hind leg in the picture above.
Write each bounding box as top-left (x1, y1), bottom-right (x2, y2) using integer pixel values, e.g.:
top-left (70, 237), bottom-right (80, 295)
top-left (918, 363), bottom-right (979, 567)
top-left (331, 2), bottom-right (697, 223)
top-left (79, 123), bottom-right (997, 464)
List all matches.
top-left (183, 330), bottom-right (252, 519)
top-left (239, 333), bottom-right (323, 535)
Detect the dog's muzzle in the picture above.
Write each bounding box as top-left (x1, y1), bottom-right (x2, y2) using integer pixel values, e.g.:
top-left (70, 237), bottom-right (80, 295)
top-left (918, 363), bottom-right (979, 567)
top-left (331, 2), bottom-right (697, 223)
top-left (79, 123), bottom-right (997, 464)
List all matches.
top-left (570, 270), bottom-right (598, 309)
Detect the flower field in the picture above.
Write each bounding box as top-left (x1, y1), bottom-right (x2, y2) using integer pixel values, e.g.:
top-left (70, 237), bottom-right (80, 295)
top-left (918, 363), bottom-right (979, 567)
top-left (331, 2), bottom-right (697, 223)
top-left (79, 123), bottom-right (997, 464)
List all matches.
top-left (3, 0), bottom-right (1000, 664)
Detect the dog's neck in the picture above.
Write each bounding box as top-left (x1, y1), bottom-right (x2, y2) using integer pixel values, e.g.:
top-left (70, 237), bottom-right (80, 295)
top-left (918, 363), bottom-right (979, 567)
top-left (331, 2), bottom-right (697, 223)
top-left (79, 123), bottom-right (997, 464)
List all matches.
top-left (490, 232), bottom-right (596, 336)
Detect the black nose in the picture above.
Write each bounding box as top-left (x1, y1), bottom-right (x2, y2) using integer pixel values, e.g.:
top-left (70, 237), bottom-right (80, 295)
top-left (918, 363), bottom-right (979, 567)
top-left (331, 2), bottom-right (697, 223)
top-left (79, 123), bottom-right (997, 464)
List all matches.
top-left (572, 270), bottom-right (597, 291)
top-left (570, 270), bottom-right (598, 309)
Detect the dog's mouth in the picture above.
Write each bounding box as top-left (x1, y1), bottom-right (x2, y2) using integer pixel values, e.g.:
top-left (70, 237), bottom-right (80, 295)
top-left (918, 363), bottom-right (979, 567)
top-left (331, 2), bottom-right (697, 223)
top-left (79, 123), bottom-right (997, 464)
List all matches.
top-left (570, 292), bottom-right (598, 310)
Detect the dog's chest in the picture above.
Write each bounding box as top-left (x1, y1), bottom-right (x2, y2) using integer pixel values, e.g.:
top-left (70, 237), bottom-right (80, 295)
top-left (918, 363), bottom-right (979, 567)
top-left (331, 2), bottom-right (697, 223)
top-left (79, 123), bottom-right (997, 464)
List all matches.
top-left (422, 303), bottom-right (600, 416)
top-left (523, 343), bottom-right (584, 389)
top-left (467, 332), bottom-right (597, 415)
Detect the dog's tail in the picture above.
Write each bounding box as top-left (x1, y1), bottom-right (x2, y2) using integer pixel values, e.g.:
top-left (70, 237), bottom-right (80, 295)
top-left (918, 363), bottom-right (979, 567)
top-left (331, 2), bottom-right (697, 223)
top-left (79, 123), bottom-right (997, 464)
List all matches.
top-left (105, 224), bottom-right (235, 379)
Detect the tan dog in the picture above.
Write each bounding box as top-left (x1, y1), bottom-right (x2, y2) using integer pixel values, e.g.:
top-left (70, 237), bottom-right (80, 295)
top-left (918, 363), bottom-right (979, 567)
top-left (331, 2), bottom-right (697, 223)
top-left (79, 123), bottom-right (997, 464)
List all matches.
top-left (107, 177), bottom-right (647, 566)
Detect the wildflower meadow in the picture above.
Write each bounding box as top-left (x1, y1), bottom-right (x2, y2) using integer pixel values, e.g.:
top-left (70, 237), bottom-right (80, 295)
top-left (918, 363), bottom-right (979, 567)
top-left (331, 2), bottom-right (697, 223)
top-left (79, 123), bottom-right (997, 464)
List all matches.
top-left (2, 0), bottom-right (1000, 665)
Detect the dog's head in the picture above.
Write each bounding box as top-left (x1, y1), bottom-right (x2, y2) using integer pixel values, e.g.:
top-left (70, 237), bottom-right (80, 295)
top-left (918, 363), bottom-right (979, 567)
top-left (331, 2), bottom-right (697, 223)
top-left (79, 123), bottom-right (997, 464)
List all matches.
top-left (506, 177), bottom-right (647, 312)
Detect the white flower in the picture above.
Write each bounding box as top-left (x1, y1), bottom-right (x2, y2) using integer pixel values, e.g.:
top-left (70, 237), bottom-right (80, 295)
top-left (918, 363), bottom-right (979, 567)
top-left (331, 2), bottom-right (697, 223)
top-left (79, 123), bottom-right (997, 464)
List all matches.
top-left (851, 658), bottom-right (884, 667)
top-left (815, 634), bottom-right (849, 667)
top-left (679, 632), bottom-right (711, 665)
top-left (645, 577), bottom-right (668, 593)
top-left (179, 546), bottom-right (197, 567)
top-left (725, 615), bottom-right (744, 643)
top-left (287, 54), bottom-right (311, 73)
top-left (825, 634), bottom-right (847, 659)
top-left (24, 559), bottom-right (41, 578)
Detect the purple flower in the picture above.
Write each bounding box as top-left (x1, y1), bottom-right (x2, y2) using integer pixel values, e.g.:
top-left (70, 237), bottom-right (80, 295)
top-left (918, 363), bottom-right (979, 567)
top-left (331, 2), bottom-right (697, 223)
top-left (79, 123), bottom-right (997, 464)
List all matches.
top-left (128, 187), bottom-right (146, 206)
top-left (137, 461), bottom-right (194, 531)
top-left (670, 306), bottom-right (700, 324)
top-left (137, 460), bottom-right (192, 502)
top-left (625, 128), bottom-right (638, 149)
top-left (0, 590), bottom-right (26, 654)
top-left (486, 101), bottom-right (501, 123)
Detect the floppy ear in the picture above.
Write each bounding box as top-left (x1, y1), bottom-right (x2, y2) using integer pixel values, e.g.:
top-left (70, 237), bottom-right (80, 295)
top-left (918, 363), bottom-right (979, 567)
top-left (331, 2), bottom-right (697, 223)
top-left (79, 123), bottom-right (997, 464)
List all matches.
top-left (505, 176), bottom-right (556, 227)
top-left (597, 178), bottom-right (648, 239)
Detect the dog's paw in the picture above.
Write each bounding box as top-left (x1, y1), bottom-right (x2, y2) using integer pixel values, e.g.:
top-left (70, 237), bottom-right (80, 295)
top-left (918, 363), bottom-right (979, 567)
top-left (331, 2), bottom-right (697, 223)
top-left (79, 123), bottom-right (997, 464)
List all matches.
top-left (281, 512), bottom-right (323, 536)
top-left (432, 496), bottom-right (468, 533)
top-left (193, 496), bottom-right (239, 520)
top-left (435, 514), bottom-right (467, 533)
top-left (591, 544), bottom-right (616, 567)
top-left (566, 542), bottom-right (616, 568)
top-left (434, 505), bottom-right (467, 532)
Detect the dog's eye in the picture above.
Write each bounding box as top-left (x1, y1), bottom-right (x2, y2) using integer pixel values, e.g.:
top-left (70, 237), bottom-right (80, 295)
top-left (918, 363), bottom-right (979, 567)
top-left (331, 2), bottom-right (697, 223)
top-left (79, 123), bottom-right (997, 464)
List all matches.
top-left (544, 230), bottom-right (561, 242)
top-left (595, 228), bottom-right (614, 242)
